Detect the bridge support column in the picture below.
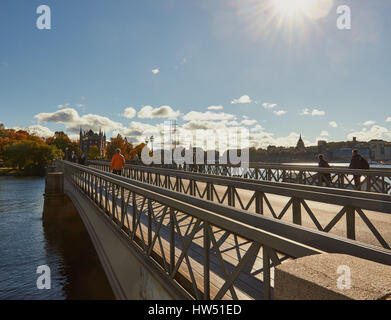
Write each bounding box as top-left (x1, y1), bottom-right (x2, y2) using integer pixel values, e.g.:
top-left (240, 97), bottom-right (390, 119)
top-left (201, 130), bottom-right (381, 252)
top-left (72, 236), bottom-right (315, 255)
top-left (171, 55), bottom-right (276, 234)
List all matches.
top-left (42, 172), bottom-right (82, 225)
top-left (274, 254), bottom-right (391, 300)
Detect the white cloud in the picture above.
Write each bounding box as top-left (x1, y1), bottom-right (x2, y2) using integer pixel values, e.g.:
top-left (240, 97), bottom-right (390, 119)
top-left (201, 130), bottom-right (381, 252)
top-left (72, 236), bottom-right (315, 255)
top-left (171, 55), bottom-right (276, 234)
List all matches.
top-left (9, 125), bottom-right (55, 138)
top-left (182, 111), bottom-right (236, 121)
top-left (231, 95), bottom-right (252, 104)
top-left (347, 125), bottom-right (391, 141)
top-left (27, 125), bottom-right (55, 138)
top-left (34, 108), bottom-right (124, 134)
top-left (241, 119), bottom-right (257, 126)
top-left (386, 117), bottom-right (391, 122)
top-left (57, 103), bottom-right (70, 109)
top-left (320, 130), bottom-right (329, 136)
top-left (183, 120), bottom-right (227, 131)
top-left (207, 105), bottom-right (223, 111)
top-left (251, 125), bottom-right (265, 133)
top-left (312, 109), bottom-right (325, 116)
top-left (123, 107), bottom-right (137, 119)
top-left (152, 68), bottom-right (160, 74)
top-left (249, 131), bottom-right (302, 149)
top-left (262, 102), bottom-right (277, 109)
top-left (363, 120), bottom-right (376, 126)
top-left (329, 121), bottom-right (338, 128)
top-left (300, 108), bottom-right (325, 116)
top-left (273, 110), bottom-right (287, 116)
top-left (138, 105), bottom-right (180, 119)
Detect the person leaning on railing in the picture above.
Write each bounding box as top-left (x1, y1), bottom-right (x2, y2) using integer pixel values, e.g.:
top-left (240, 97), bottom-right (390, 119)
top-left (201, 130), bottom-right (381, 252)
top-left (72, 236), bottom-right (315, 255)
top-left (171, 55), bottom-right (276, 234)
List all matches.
top-left (349, 149), bottom-right (370, 190)
top-left (110, 148), bottom-right (125, 176)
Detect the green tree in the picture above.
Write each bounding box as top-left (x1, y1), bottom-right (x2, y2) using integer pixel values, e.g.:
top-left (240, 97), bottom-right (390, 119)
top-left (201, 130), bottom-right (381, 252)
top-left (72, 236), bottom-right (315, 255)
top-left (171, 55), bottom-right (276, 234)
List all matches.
top-left (46, 131), bottom-right (81, 158)
top-left (3, 141), bottom-right (63, 175)
top-left (88, 145), bottom-right (100, 160)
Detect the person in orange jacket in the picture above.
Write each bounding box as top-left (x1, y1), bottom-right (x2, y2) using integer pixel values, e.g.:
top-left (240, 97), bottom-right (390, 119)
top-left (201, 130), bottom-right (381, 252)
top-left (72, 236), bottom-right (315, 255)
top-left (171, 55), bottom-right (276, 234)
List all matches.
top-left (111, 148), bottom-right (125, 175)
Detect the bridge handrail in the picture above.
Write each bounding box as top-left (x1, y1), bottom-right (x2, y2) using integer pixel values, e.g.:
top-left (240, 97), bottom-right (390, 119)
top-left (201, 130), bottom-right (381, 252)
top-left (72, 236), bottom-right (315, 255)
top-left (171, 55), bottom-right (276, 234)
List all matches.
top-left (91, 160), bottom-right (391, 175)
top-left (79, 161), bottom-right (391, 262)
top-left (88, 160), bottom-right (391, 214)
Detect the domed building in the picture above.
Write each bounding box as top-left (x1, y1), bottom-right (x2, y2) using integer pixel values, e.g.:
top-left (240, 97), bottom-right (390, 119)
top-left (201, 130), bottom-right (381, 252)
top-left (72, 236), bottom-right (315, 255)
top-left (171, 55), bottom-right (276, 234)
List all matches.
top-left (296, 134), bottom-right (306, 152)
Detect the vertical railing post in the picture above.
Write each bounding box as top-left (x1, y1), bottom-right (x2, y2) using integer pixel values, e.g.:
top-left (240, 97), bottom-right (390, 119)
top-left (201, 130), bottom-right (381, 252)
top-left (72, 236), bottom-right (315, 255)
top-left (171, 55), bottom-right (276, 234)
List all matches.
top-left (169, 208), bottom-right (175, 275)
top-left (203, 222), bottom-right (210, 300)
top-left (227, 186), bottom-right (232, 206)
top-left (263, 246), bottom-right (271, 300)
top-left (366, 175), bottom-right (371, 192)
top-left (121, 186), bottom-right (125, 227)
top-left (292, 197), bottom-right (302, 225)
top-left (112, 183), bottom-right (116, 220)
top-left (346, 206), bottom-right (356, 240)
top-left (132, 192), bottom-right (137, 234)
top-left (148, 200), bottom-right (152, 249)
top-left (255, 191), bottom-right (263, 214)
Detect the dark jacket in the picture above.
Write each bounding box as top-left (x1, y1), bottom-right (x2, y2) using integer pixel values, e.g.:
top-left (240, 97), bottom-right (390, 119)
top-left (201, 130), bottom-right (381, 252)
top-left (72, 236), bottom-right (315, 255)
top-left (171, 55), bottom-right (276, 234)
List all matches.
top-left (79, 155), bottom-right (86, 165)
top-left (318, 158), bottom-right (330, 168)
top-left (349, 155), bottom-right (369, 170)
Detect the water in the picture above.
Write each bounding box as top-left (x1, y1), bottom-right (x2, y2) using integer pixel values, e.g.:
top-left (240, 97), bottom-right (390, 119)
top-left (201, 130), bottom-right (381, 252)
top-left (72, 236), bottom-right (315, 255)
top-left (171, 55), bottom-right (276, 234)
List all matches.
top-left (0, 176), bottom-right (114, 300)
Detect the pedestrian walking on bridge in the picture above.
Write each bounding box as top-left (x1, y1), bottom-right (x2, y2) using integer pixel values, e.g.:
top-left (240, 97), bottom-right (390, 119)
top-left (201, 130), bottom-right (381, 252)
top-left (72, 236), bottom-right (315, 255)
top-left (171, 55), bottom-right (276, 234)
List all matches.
top-left (111, 148), bottom-right (125, 176)
top-left (349, 149), bottom-right (370, 190)
top-left (318, 154), bottom-right (331, 185)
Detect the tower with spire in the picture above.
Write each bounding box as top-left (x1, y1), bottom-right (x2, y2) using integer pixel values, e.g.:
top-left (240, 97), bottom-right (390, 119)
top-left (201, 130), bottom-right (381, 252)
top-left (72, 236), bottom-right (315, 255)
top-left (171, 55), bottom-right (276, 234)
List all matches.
top-left (296, 134), bottom-right (306, 152)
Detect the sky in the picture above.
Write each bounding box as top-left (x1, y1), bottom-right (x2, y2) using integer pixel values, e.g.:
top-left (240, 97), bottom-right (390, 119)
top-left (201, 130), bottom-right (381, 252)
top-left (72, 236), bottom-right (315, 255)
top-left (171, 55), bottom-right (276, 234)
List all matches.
top-left (1, 0), bottom-right (391, 149)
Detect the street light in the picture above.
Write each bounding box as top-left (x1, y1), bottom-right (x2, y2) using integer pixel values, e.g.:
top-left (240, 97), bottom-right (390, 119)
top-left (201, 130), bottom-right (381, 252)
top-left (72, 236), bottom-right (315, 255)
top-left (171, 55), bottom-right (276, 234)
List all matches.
top-left (150, 136), bottom-right (154, 153)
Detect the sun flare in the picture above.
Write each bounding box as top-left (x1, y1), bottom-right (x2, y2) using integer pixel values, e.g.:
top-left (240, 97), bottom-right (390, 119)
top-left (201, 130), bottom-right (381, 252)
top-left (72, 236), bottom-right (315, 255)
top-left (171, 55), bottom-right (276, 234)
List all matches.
top-left (272, 0), bottom-right (333, 20)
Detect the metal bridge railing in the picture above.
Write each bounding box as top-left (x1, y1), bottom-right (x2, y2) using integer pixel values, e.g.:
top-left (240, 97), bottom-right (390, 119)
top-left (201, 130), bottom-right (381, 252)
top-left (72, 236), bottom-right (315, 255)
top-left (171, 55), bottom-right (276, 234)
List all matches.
top-left (111, 160), bottom-right (391, 194)
top-left (60, 161), bottom-right (324, 300)
top-left (61, 161), bottom-right (391, 300)
top-left (89, 160), bottom-right (391, 251)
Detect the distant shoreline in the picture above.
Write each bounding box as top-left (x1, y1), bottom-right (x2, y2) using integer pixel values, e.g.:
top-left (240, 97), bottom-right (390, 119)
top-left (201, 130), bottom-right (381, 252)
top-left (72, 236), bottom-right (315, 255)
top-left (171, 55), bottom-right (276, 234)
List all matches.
top-left (0, 168), bottom-right (45, 177)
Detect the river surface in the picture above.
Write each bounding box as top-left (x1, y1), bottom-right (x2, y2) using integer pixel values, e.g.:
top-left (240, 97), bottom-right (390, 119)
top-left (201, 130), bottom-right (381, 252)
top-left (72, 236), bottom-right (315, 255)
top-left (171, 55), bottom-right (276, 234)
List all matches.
top-left (0, 176), bottom-right (114, 300)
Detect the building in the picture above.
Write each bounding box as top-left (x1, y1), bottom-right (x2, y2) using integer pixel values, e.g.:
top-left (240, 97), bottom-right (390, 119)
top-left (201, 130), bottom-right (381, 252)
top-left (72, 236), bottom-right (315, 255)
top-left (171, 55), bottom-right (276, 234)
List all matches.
top-left (0, 123), bottom-right (4, 131)
top-left (368, 139), bottom-right (391, 161)
top-left (80, 128), bottom-right (106, 158)
top-left (296, 135), bottom-right (306, 152)
top-left (332, 147), bottom-right (371, 161)
top-left (317, 140), bottom-right (327, 155)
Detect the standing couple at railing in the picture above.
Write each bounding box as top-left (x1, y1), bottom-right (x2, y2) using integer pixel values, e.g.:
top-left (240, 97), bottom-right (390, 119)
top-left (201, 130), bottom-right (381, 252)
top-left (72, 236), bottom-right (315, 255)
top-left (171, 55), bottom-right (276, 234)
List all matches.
top-left (318, 149), bottom-right (370, 190)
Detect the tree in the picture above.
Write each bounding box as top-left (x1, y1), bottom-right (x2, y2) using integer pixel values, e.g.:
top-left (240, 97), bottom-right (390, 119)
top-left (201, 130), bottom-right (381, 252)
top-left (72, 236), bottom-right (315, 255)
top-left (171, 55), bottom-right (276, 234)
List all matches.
top-left (3, 141), bottom-right (63, 175)
top-left (105, 134), bottom-right (134, 159)
top-left (88, 145), bottom-right (100, 160)
top-left (46, 131), bottom-right (81, 158)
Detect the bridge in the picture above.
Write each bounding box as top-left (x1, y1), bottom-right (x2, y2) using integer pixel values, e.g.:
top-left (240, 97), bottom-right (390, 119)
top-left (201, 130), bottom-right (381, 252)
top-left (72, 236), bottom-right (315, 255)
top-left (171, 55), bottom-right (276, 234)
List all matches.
top-left (43, 160), bottom-right (391, 300)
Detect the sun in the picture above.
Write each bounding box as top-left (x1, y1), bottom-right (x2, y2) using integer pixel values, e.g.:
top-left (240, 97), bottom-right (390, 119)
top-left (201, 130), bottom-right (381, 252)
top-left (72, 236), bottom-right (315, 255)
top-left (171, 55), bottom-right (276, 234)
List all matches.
top-left (273, 0), bottom-right (313, 18)
top-left (271, 0), bottom-right (333, 20)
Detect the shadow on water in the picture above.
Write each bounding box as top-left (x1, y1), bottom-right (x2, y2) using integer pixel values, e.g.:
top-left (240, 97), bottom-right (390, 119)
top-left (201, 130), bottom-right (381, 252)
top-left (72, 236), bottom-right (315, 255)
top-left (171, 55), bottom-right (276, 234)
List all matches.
top-left (42, 207), bottom-right (115, 300)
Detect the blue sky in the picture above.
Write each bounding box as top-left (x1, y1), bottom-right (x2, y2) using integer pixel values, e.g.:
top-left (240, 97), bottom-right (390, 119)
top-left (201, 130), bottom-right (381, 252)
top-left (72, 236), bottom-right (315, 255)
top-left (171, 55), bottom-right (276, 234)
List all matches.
top-left (1, 0), bottom-right (391, 148)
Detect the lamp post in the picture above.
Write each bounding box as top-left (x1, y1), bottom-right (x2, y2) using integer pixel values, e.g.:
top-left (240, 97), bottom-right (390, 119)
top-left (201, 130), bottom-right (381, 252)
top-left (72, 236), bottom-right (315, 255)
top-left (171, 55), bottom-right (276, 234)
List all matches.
top-left (150, 136), bottom-right (154, 153)
top-left (65, 147), bottom-right (69, 161)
